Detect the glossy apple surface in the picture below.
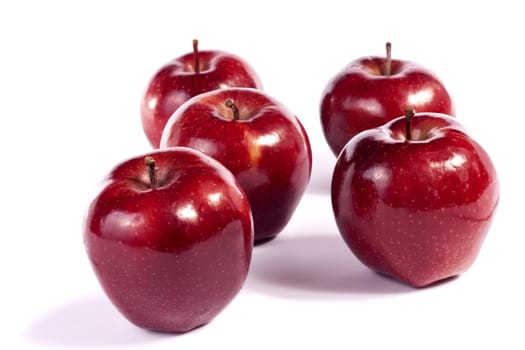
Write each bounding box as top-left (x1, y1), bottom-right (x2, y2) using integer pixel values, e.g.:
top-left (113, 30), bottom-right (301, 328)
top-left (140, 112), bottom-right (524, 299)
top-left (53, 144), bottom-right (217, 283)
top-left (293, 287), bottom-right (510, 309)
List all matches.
top-left (160, 87), bottom-right (312, 243)
top-left (321, 43), bottom-right (454, 156)
top-left (141, 40), bottom-right (263, 147)
top-left (331, 112), bottom-right (499, 287)
top-left (83, 147), bottom-right (253, 333)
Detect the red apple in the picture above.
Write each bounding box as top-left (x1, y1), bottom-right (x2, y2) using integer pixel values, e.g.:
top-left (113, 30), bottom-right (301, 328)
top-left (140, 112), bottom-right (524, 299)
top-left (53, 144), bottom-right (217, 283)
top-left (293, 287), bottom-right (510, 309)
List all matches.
top-left (83, 147), bottom-right (253, 333)
top-left (160, 87), bottom-right (312, 243)
top-left (331, 110), bottom-right (499, 287)
top-left (320, 42), bottom-right (454, 156)
top-left (141, 39), bottom-right (263, 147)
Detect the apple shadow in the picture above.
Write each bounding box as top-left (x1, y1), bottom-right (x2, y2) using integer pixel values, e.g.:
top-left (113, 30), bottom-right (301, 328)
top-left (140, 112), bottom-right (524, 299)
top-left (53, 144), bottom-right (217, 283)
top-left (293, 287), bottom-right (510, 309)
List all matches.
top-left (24, 294), bottom-right (175, 348)
top-left (306, 150), bottom-right (335, 196)
top-left (245, 232), bottom-right (415, 300)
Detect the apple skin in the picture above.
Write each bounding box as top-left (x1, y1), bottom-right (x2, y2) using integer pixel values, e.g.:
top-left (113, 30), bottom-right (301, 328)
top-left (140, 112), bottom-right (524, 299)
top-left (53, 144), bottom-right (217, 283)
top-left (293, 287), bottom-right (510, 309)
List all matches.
top-left (83, 147), bottom-right (253, 333)
top-left (160, 87), bottom-right (312, 243)
top-left (331, 113), bottom-right (499, 287)
top-left (320, 55), bottom-right (454, 156)
top-left (141, 42), bottom-right (263, 148)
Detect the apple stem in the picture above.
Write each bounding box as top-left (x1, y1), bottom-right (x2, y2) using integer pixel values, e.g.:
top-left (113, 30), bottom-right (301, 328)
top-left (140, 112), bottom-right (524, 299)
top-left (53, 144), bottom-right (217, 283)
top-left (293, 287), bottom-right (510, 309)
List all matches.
top-left (385, 42), bottom-right (392, 76)
top-left (144, 156), bottom-right (158, 189)
top-left (224, 99), bottom-right (240, 120)
top-left (193, 39), bottom-right (200, 74)
top-left (404, 108), bottom-right (415, 141)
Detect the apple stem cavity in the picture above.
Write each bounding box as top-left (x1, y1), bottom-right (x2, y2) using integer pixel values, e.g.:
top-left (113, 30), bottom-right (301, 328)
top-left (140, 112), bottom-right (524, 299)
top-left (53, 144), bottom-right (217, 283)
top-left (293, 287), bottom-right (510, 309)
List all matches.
top-left (404, 108), bottom-right (415, 141)
top-left (193, 39), bottom-right (200, 74)
top-left (144, 156), bottom-right (158, 189)
top-left (224, 99), bottom-right (240, 120)
top-left (385, 42), bottom-right (392, 76)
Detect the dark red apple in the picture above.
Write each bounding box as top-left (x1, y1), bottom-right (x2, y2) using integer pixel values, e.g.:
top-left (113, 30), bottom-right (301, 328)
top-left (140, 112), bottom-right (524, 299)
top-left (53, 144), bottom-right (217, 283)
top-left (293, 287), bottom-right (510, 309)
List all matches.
top-left (321, 42), bottom-right (454, 156)
top-left (331, 110), bottom-right (499, 287)
top-left (83, 147), bottom-right (253, 333)
top-left (141, 39), bottom-right (263, 147)
top-left (160, 87), bottom-right (312, 243)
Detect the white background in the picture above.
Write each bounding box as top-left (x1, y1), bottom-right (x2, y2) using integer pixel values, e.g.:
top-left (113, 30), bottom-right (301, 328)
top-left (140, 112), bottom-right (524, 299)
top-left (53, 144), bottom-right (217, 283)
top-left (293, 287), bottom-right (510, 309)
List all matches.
top-left (1, 1), bottom-right (523, 349)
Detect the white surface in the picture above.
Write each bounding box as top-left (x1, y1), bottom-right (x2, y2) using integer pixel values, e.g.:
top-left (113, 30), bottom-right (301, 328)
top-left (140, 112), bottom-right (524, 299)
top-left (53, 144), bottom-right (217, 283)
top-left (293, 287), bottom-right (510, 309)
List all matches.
top-left (1, 1), bottom-right (523, 349)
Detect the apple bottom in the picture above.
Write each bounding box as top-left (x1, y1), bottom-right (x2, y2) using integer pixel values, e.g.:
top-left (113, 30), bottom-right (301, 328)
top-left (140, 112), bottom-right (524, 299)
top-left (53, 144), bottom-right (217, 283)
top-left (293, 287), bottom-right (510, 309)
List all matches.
top-left (337, 204), bottom-right (494, 288)
top-left (87, 222), bottom-right (249, 333)
top-left (243, 184), bottom-right (304, 243)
